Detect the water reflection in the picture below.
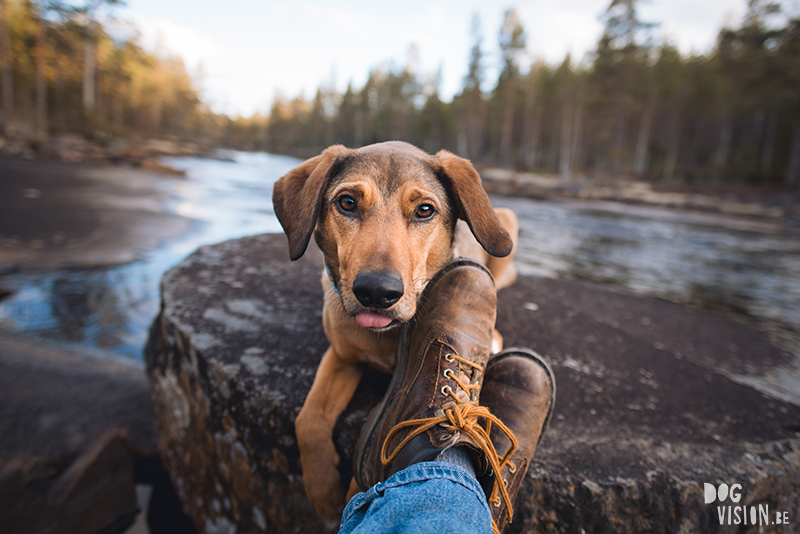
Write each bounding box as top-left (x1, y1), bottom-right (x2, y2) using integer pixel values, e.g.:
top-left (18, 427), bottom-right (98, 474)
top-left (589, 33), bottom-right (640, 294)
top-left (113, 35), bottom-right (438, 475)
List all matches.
top-left (1, 154), bottom-right (799, 360)
top-left (2, 267), bottom-right (141, 353)
top-left (0, 152), bottom-right (296, 359)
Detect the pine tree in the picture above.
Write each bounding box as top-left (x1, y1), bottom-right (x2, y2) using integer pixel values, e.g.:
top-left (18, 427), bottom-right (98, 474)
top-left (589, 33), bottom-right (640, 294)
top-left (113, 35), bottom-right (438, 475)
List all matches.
top-left (496, 9), bottom-right (526, 164)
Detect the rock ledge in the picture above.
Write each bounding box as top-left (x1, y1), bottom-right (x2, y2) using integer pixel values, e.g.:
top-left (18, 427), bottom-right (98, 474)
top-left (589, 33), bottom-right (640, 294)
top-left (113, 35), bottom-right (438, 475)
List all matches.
top-left (145, 233), bottom-right (800, 533)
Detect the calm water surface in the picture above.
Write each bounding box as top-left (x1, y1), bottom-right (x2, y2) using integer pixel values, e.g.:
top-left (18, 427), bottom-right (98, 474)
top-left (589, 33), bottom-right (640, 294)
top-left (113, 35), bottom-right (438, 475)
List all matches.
top-left (1, 152), bottom-right (799, 360)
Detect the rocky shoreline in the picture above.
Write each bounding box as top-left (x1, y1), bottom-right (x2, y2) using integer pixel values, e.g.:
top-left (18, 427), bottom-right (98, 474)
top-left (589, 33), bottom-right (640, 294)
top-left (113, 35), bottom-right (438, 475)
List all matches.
top-left (4, 134), bottom-right (798, 225)
top-left (0, 134), bottom-right (232, 177)
top-left (480, 167), bottom-right (800, 224)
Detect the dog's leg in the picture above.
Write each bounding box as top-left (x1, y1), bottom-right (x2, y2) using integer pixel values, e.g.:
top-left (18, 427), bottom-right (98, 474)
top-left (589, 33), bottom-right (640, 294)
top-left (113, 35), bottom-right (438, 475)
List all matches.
top-left (296, 346), bottom-right (364, 527)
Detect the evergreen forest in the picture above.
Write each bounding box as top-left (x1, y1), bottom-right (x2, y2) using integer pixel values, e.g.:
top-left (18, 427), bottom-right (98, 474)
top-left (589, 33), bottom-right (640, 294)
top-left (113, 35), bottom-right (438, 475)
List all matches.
top-left (2, 0), bottom-right (799, 186)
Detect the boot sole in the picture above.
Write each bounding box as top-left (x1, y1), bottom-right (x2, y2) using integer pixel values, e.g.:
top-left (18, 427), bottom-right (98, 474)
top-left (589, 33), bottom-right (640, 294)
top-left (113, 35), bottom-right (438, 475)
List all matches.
top-left (352, 257), bottom-right (495, 489)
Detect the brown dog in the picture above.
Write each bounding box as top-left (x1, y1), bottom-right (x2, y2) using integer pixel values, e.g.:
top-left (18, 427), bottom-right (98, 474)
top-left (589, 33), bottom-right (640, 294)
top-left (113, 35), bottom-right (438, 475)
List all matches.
top-left (272, 141), bottom-right (519, 526)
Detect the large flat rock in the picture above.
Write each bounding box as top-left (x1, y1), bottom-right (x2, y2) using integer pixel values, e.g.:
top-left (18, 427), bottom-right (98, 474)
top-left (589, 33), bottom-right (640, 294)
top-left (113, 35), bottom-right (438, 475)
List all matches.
top-left (0, 333), bottom-right (157, 459)
top-left (145, 233), bottom-right (800, 533)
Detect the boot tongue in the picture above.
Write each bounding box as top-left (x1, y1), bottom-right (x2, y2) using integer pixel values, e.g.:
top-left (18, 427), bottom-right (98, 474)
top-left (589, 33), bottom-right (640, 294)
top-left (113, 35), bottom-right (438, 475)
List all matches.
top-left (454, 389), bottom-right (471, 403)
top-left (356, 312), bottom-right (392, 329)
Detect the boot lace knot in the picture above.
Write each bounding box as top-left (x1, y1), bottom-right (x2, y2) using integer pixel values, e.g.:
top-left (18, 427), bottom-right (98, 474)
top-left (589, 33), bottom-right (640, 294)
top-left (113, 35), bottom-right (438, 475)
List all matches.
top-left (380, 353), bottom-right (519, 531)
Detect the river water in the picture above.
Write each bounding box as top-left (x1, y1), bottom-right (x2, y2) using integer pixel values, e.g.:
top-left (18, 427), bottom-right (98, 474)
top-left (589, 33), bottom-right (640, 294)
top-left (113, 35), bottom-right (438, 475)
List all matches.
top-left (1, 151), bottom-right (799, 360)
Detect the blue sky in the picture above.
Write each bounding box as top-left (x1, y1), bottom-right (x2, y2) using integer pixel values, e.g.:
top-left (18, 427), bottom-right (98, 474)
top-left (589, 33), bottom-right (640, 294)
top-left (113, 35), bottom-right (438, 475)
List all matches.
top-left (109, 0), bottom-right (751, 117)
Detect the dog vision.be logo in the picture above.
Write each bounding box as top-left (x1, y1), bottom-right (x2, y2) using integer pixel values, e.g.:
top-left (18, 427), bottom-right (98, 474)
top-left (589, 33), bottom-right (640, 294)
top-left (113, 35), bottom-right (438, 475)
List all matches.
top-left (704, 483), bottom-right (790, 527)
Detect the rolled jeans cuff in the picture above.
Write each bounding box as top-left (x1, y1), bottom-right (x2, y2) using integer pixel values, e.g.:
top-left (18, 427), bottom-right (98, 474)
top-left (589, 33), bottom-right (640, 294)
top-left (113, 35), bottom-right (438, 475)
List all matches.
top-left (340, 461), bottom-right (492, 534)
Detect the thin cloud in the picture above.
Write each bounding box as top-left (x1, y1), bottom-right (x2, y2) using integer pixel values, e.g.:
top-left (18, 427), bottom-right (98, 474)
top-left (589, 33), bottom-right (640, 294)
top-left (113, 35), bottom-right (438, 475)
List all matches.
top-left (131, 16), bottom-right (226, 67)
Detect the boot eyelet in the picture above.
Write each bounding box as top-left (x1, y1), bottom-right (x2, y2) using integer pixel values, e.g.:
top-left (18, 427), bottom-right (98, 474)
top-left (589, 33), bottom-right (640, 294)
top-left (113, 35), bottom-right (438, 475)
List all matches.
top-left (508, 462), bottom-right (517, 474)
top-left (445, 353), bottom-right (455, 362)
top-left (503, 478), bottom-right (509, 487)
top-left (441, 385), bottom-right (453, 396)
top-left (492, 498), bottom-right (501, 507)
top-left (443, 369), bottom-right (454, 380)
top-left (440, 434), bottom-right (453, 441)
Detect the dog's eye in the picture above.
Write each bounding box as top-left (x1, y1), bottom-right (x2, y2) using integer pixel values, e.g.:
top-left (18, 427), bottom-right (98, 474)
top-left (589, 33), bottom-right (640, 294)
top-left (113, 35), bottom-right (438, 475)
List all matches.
top-left (337, 195), bottom-right (357, 213)
top-left (415, 204), bottom-right (435, 219)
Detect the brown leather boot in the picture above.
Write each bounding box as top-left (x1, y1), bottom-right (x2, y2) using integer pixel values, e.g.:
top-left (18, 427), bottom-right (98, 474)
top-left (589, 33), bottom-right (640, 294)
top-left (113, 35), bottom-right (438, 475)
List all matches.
top-left (481, 348), bottom-right (556, 532)
top-left (353, 257), bottom-right (505, 490)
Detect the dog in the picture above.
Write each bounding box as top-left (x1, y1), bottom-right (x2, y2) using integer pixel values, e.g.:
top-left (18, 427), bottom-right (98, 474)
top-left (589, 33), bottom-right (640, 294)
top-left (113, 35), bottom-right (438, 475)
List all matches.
top-left (272, 141), bottom-right (519, 525)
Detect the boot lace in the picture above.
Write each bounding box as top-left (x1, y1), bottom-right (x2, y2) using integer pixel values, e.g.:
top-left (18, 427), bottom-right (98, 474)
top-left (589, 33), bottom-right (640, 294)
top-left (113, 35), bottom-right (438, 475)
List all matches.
top-left (380, 352), bottom-right (519, 531)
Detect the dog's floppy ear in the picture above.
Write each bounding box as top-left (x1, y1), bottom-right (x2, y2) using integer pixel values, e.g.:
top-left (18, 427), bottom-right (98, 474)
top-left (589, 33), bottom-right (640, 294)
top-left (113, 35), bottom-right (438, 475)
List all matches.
top-left (273, 145), bottom-right (349, 260)
top-left (435, 150), bottom-right (513, 258)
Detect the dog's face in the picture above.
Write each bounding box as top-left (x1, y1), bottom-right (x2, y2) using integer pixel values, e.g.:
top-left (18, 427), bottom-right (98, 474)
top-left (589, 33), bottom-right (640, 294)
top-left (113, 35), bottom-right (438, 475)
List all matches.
top-left (313, 146), bottom-right (456, 329)
top-left (272, 142), bottom-right (512, 331)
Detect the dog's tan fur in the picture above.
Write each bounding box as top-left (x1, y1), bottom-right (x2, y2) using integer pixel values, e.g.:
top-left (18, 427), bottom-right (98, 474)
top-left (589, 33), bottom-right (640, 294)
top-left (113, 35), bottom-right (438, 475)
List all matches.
top-left (272, 142), bottom-right (518, 524)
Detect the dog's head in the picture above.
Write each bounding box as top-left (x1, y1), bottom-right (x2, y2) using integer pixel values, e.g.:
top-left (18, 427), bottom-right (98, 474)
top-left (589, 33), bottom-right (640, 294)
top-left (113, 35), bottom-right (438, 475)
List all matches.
top-left (272, 141), bottom-right (512, 331)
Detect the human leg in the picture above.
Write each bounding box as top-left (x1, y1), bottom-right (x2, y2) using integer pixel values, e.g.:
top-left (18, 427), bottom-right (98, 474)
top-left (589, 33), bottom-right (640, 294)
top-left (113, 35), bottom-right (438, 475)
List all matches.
top-left (340, 461), bottom-right (491, 534)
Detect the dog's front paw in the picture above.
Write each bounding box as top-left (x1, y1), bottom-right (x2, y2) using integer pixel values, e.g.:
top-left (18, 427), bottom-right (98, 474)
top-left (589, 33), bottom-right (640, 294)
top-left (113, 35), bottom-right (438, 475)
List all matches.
top-left (296, 417), bottom-right (344, 532)
top-left (298, 435), bottom-right (346, 526)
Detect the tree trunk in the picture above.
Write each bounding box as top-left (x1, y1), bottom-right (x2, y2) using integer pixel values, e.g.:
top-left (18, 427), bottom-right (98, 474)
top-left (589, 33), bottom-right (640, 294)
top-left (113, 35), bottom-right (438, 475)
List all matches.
top-left (634, 94), bottom-right (657, 176)
top-left (35, 2), bottom-right (47, 139)
top-left (713, 112), bottom-right (733, 180)
top-left (456, 126), bottom-right (468, 159)
top-left (83, 0), bottom-right (97, 115)
top-left (520, 77), bottom-right (536, 168)
top-left (151, 94), bottom-right (162, 132)
top-left (787, 121), bottom-right (800, 188)
top-left (83, 37), bottom-right (96, 110)
top-left (466, 88), bottom-right (484, 162)
top-left (0, 0), bottom-right (13, 134)
top-left (663, 106), bottom-right (680, 182)
top-left (525, 105), bottom-right (542, 170)
top-left (560, 101), bottom-right (573, 179)
top-left (742, 110), bottom-right (765, 183)
top-left (113, 82), bottom-right (124, 132)
top-left (354, 108), bottom-right (364, 148)
top-left (613, 100), bottom-right (631, 173)
top-left (760, 108), bottom-right (779, 182)
top-left (54, 56), bottom-right (65, 129)
top-left (499, 77), bottom-right (516, 164)
top-left (570, 103), bottom-right (584, 174)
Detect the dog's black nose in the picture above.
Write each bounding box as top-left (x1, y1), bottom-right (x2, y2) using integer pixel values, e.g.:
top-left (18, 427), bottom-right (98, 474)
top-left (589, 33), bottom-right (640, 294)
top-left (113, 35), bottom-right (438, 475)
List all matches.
top-left (352, 271), bottom-right (404, 309)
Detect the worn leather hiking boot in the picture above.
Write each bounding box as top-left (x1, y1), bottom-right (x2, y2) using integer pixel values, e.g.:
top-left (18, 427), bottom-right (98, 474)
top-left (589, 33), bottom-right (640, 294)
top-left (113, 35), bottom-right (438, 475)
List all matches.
top-left (353, 257), bottom-right (507, 491)
top-left (481, 348), bottom-right (556, 532)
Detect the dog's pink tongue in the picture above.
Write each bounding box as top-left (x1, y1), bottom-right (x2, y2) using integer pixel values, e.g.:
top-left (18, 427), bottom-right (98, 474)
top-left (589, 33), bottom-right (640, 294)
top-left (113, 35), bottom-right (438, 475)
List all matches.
top-left (356, 312), bottom-right (392, 329)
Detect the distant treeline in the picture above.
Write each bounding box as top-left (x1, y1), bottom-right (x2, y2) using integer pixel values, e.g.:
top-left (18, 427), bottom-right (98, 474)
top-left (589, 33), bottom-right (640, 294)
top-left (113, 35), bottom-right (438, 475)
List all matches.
top-left (225, 1), bottom-right (800, 186)
top-left (2, 0), bottom-right (800, 186)
top-left (0, 0), bottom-right (206, 140)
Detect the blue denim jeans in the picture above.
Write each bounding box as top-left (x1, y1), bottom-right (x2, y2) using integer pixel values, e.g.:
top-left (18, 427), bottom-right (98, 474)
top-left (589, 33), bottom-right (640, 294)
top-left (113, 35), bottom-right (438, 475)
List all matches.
top-left (339, 461), bottom-right (492, 534)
